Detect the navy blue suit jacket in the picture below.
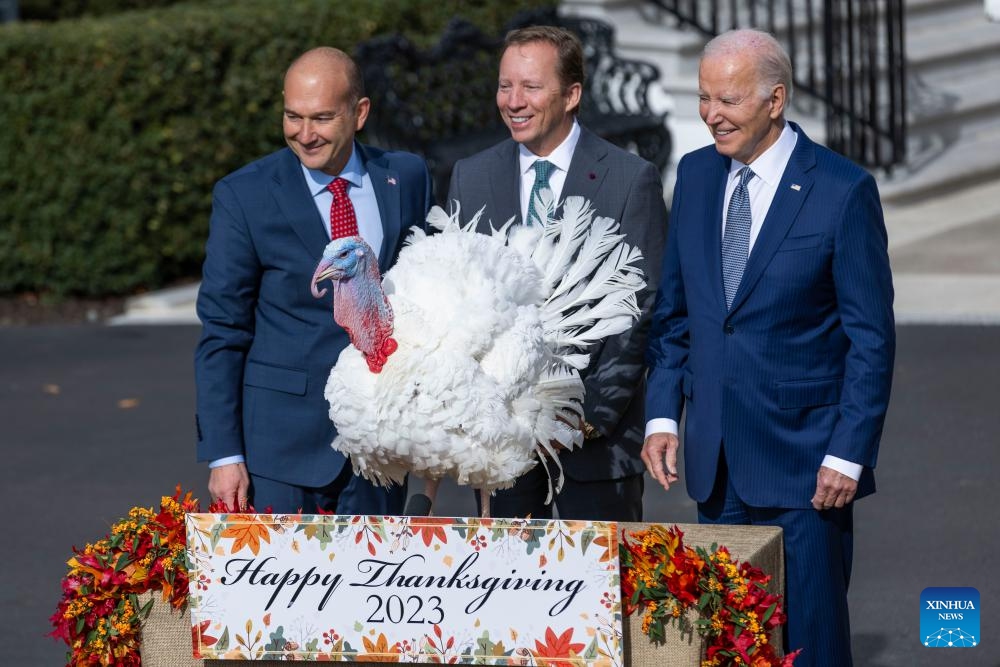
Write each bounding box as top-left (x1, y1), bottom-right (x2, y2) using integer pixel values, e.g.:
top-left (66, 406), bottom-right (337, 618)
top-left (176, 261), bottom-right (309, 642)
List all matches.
top-left (645, 124), bottom-right (894, 508)
top-left (195, 144), bottom-right (432, 488)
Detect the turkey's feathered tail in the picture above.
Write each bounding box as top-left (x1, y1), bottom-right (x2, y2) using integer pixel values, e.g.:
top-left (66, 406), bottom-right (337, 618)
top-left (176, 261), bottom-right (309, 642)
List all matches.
top-left (429, 193), bottom-right (646, 501)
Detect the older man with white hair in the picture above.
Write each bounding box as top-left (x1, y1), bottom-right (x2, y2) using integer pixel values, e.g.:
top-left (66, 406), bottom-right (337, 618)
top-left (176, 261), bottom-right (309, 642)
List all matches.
top-left (643, 29), bottom-right (894, 666)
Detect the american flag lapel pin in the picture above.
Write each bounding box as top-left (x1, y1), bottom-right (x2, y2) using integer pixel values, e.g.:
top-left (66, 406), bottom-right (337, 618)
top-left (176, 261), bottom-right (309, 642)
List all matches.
top-left (387, 176), bottom-right (397, 186)
top-left (790, 183), bottom-right (801, 191)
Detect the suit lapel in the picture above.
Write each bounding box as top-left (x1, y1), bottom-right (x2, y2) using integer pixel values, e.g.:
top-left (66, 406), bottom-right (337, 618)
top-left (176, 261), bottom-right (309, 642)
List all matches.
top-left (705, 153), bottom-right (730, 312)
top-left (361, 145), bottom-right (402, 271)
top-left (272, 149), bottom-right (329, 260)
top-left (488, 141), bottom-right (522, 226)
top-left (564, 127), bottom-right (609, 203)
top-left (729, 128), bottom-right (816, 313)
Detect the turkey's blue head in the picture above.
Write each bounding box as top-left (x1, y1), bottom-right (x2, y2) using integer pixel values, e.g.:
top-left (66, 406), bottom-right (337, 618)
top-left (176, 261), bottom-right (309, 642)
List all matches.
top-left (310, 236), bottom-right (375, 298)
top-left (311, 235), bottom-right (396, 373)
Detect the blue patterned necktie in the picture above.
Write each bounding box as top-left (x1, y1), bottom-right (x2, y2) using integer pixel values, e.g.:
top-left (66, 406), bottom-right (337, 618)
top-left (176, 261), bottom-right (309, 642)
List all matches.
top-left (721, 166), bottom-right (756, 309)
top-left (526, 159), bottom-right (554, 225)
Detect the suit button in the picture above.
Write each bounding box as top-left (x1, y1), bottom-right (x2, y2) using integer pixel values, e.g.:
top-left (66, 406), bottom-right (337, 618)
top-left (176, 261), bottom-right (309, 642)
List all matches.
top-left (724, 324), bottom-right (735, 335)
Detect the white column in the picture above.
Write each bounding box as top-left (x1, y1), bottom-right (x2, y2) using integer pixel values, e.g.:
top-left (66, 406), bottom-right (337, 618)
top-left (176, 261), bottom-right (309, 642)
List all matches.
top-left (988, 0), bottom-right (1000, 22)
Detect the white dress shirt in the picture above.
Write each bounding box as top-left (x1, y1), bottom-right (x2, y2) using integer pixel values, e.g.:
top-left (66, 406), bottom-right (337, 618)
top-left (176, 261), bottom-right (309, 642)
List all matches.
top-left (210, 144), bottom-right (382, 470)
top-left (517, 120), bottom-right (581, 222)
top-left (645, 123), bottom-right (862, 481)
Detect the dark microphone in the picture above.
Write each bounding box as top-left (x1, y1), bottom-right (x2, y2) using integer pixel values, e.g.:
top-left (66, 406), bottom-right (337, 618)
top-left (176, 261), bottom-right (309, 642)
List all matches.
top-left (404, 493), bottom-right (433, 517)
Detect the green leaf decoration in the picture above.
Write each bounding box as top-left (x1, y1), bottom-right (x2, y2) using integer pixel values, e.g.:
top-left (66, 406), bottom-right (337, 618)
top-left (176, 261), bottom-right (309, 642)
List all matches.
top-left (523, 530), bottom-right (542, 554)
top-left (138, 596), bottom-right (154, 619)
top-left (300, 521), bottom-right (336, 548)
top-left (583, 637), bottom-right (599, 660)
top-left (264, 626), bottom-right (286, 652)
top-left (113, 552), bottom-right (132, 572)
top-left (476, 630), bottom-right (495, 654)
top-left (209, 523), bottom-right (225, 551)
top-left (451, 519), bottom-right (471, 540)
top-left (762, 601), bottom-right (777, 624)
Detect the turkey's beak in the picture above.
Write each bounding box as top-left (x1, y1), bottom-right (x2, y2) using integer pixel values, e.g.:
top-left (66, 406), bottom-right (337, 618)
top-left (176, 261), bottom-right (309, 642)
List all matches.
top-left (311, 257), bottom-right (342, 298)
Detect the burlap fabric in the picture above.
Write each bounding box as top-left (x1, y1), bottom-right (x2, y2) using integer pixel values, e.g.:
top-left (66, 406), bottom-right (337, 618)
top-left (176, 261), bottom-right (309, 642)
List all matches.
top-left (620, 522), bottom-right (784, 667)
top-left (141, 523), bottom-right (783, 666)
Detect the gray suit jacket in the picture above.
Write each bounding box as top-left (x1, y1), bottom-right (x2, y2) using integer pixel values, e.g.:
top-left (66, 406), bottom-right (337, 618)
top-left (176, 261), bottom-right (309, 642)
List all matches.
top-left (447, 126), bottom-right (667, 481)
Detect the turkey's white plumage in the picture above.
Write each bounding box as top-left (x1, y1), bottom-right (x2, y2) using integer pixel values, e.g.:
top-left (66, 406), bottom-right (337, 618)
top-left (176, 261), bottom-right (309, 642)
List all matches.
top-left (321, 194), bottom-right (645, 498)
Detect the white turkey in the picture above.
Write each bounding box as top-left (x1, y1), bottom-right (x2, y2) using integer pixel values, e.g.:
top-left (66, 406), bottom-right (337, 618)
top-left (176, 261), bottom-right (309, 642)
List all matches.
top-left (310, 192), bottom-right (645, 516)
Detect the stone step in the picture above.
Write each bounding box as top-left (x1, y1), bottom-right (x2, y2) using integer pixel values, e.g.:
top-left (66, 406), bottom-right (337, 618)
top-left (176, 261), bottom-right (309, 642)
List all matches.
top-left (905, 0), bottom-right (985, 30)
top-left (907, 62), bottom-right (1000, 131)
top-left (878, 116), bottom-right (1000, 203)
top-left (906, 12), bottom-right (1000, 74)
top-left (883, 178), bottom-right (1000, 249)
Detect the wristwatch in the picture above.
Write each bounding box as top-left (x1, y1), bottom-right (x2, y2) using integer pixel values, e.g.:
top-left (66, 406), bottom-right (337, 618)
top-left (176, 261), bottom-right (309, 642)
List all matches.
top-left (582, 421), bottom-right (601, 440)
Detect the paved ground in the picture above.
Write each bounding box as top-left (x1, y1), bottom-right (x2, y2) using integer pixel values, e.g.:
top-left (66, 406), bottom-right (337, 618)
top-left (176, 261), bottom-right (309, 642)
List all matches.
top-left (1, 324), bottom-right (997, 666)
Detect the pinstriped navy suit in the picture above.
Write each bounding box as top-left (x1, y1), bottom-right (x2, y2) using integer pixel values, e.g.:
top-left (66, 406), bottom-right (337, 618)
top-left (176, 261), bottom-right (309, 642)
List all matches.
top-left (645, 123), bottom-right (894, 665)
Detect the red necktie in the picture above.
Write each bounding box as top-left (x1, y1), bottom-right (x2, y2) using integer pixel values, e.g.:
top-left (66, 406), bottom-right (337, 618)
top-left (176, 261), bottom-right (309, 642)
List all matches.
top-left (327, 177), bottom-right (359, 239)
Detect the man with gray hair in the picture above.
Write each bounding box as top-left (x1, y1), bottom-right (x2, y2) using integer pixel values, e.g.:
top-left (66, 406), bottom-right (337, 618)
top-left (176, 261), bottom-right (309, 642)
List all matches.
top-left (642, 29), bottom-right (894, 665)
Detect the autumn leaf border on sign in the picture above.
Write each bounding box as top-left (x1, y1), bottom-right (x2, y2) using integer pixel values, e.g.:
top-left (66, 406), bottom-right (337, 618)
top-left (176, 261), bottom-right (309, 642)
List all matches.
top-left (219, 514), bottom-right (274, 555)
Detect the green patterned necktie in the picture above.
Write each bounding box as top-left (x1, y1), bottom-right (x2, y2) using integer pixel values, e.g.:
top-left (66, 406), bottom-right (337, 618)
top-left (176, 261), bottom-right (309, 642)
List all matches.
top-left (526, 159), bottom-right (554, 226)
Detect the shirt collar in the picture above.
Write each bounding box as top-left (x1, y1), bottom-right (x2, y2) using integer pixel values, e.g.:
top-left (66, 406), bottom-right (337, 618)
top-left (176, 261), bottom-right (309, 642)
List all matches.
top-left (729, 122), bottom-right (798, 187)
top-left (518, 119), bottom-right (581, 176)
top-left (300, 142), bottom-right (365, 196)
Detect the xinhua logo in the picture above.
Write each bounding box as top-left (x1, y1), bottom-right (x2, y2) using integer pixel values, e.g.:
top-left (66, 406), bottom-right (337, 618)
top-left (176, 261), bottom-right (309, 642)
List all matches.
top-left (921, 587), bottom-right (979, 648)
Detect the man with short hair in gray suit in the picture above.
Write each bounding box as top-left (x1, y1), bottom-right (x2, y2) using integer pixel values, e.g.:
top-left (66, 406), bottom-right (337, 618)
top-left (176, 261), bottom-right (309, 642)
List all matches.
top-left (447, 25), bottom-right (668, 520)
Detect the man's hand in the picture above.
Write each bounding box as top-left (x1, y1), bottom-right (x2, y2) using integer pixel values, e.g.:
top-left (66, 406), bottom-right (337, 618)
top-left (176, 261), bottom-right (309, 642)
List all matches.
top-left (548, 414), bottom-right (586, 453)
top-left (641, 433), bottom-right (680, 491)
top-left (208, 462), bottom-right (250, 510)
top-left (811, 465), bottom-right (857, 511)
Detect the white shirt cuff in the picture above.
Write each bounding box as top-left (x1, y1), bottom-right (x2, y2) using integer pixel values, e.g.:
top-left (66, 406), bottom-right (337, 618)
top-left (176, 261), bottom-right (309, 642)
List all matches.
top-left (209, 455), bottom-right (246, 469)
top-left (821, 455), bottom-right (863, 481)
top-left (643, 424), bottom-right (861, 481)
top-left (644, 418), bottom-right (679, 439)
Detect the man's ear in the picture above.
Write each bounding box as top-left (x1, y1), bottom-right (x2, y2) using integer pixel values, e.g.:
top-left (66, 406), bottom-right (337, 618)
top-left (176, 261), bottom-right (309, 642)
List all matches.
top-left (565, 82), bottom-right (583, 114)
top-left (354, 97), bottom-right (372, 131)
top-left (769, 84), bottom-right (786, 120)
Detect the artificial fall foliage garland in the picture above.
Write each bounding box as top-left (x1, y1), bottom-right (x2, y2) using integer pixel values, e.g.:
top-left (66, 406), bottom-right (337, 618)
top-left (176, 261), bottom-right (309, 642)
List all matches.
top-left (620, 525), bottom-right (800, 667)
top-left (48, 487), bottom-right (233, 666)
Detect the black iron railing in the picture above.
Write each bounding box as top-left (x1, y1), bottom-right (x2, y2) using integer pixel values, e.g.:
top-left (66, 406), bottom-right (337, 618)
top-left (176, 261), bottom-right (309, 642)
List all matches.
top-left (651, 0), bottom-right (906, 170)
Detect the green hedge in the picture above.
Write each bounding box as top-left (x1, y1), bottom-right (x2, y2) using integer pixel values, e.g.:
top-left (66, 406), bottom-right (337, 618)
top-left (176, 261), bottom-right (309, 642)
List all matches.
top-left (18, 0), bottom-right (190, 22)
top-left (0, 0), bottom-right (548, 297)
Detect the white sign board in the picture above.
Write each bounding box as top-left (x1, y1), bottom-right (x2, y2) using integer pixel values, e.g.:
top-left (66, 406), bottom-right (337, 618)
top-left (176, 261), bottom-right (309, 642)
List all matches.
top-left (186, 514), bottom-right (622, 664)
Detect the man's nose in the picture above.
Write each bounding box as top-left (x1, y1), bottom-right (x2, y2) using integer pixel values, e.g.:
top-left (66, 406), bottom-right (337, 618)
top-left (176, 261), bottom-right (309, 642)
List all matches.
top-left (702, 100), bottom-right (723, 124)
top-left (505, 88), bottom-right (525, 109)
top-left (298, 119), bottom-right (316, 143)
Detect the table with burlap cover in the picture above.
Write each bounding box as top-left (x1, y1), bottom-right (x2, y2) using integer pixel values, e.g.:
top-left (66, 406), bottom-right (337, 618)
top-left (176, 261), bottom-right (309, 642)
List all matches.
top-left (141, 522), bottom-right (783, 666)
